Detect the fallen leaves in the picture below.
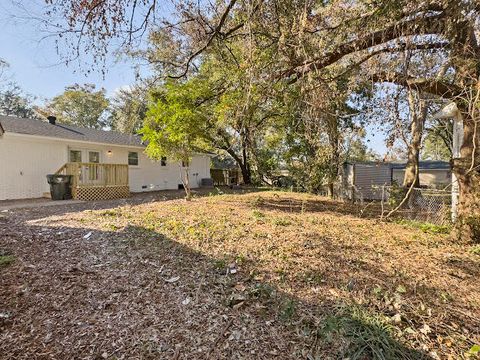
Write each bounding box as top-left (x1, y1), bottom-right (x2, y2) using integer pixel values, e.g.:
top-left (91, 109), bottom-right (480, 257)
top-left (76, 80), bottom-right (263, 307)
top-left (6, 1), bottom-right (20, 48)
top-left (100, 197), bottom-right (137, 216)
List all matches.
top-left (0, 190), bottom-right (478, 359)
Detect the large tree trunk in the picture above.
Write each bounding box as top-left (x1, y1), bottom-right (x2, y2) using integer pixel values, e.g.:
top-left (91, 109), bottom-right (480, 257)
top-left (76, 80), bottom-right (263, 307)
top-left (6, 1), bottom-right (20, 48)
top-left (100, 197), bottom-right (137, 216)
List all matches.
top-left (327, 121), bottom-right (340, 198)
top-left (239, 162), bottom-right (252, 185)
top-left (224, 148), bottom-right (252, 185)
top-left (240, 128), bottom-right (252, 185)
top-left (454, 112), bottom-right (480, 242)
top-left (403, 90), bottom-right (427, 188)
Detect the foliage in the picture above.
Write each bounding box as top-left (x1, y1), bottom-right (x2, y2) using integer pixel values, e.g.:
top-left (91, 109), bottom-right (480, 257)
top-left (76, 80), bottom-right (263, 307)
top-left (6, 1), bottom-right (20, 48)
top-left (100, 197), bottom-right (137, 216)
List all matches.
top-left (42, 84), bottom-right (109, 128)
top-left (141, 79), bottom-right (212, 198)
top-left (40, 0), bottom-right (480, 238)
top-left (395, 219), bottom-right (451, 234)
top-left (108, 85), bottom-right (148, 134)
top-left (0, 83), bottom-right (38, 119)
top-left (321, 305), bottom-right (427, 360)
top-left (422, 130), bottom-right (452, 161)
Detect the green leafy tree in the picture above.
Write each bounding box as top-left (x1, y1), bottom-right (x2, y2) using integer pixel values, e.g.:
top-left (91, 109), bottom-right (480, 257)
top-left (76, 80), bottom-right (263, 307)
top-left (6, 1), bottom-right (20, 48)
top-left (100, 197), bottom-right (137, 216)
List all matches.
top-left (422, 132), bottom-right (451, 161)
top-left (44, 84), bottom-right (109, 128)
top-left (0, 83), bottom-right (38, 119)
top-left (108, 86), bottom-right (148, 134)
top-left (141, 81), bottom-right (211, 200)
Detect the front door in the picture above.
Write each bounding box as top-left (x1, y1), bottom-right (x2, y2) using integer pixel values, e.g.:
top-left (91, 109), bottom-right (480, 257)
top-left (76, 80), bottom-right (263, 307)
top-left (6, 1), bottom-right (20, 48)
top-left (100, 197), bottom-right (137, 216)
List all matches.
top-left (68, 149), bottom-right (102, 185)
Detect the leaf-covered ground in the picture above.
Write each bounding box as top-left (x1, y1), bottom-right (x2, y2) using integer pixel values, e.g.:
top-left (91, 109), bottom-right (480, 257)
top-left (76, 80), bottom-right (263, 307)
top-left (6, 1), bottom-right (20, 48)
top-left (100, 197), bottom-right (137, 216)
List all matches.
top-left (1, 190), bottom-right (479, 359)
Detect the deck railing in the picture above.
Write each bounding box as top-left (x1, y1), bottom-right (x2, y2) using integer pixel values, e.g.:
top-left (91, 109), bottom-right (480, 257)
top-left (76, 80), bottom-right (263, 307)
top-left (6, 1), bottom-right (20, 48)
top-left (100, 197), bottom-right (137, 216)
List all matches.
top-left (55, 162), bottom-right (129, 198)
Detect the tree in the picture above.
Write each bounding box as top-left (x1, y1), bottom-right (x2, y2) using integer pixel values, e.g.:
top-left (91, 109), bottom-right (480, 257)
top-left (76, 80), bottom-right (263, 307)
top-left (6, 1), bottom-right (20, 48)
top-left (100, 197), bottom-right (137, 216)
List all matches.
top-left (0, 60), bottom-right (38, 119)
top-left (422, 122), bottom-right (452, 161)
top-left (108, 86), bottom-right (148, 134)
top-left (402, 89), bottom-right (427, 188)
top-left (43, 84), bottom-right (109, 128)
top-left (42, 0), bottom-right (480, 240)
top-left (141, 81), bottom-right (212, 200)
top-left (0, 83), bottom-right (38, 119)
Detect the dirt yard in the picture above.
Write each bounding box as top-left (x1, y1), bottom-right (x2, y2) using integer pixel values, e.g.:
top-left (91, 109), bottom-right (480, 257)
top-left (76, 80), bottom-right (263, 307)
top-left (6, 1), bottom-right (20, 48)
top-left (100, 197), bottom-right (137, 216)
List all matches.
top-left (1, 190), bottom-right (479, 359)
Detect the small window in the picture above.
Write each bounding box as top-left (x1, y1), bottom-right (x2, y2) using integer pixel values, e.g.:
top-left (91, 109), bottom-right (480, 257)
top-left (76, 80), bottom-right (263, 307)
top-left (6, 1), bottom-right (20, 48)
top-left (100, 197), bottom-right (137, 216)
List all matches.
top-left (89, 151), bottom-right (100, 163)
top-left (161, 156), bottom-right (167, 166)
top-left (128, 152), bottom-right (139, 166)
top-left (69, 150), bottom-right (82, 163)
top-left (182, 160), bottom-right (189, 167)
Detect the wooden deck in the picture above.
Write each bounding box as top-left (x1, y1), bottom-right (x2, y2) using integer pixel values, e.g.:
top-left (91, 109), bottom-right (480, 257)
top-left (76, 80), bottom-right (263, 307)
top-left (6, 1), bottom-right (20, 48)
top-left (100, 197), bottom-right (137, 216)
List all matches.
top-left (55, 163), bottom-right (130, 201)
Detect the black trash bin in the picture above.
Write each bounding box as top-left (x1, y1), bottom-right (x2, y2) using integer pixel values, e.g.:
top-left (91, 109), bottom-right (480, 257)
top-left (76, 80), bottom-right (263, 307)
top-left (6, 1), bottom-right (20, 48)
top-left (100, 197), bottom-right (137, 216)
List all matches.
top-left (46, 174), bottom-right (73, 200)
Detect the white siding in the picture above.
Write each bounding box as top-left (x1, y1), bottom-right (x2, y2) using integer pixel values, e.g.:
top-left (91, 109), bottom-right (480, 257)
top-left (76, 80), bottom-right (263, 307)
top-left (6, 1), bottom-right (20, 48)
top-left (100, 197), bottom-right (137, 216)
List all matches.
top-left (0, 134), bottom-right (68, 200)
top-left (353, 163), bottom-right (392, 200)
top-left (0, 133), bottom-right (211, 200)
top-left (392, 169), bottom-right (451, 188)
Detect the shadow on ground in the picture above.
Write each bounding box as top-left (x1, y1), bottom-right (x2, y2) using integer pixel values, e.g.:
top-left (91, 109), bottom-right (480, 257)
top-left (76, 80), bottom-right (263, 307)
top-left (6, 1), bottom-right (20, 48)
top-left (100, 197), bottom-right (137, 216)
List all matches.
top-left (0, 214), bottom-right (435, 359)
top-left (243, 193), bottom-right (386, 219)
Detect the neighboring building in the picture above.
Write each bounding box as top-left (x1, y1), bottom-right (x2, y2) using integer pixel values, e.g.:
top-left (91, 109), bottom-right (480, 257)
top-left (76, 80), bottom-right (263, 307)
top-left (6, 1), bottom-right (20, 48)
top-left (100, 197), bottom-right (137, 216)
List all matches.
top-left (341, 160), bottom-right (451, 200)
top-left (0, 116), bottom-right (212, 200)
top-left (391, 161), bottom-right (451, 188)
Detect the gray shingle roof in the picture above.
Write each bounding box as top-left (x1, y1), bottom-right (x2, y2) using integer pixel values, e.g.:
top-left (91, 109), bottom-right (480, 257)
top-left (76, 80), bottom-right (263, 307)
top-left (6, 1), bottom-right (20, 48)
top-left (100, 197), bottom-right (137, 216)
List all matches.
top-left (391, 160), bottom-right (451, 170)
top-left (345, 160), bottom-right (451, 170)
top-left (0, 116), bottom-right (144, 147)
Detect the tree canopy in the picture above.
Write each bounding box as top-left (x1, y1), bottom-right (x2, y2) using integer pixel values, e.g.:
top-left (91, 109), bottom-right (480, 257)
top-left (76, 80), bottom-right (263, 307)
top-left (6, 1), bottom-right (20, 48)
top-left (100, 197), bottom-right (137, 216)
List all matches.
top-left (40, 0), bottom-right (480, 240)
top-left (42, 84), bottom-right (110, 128)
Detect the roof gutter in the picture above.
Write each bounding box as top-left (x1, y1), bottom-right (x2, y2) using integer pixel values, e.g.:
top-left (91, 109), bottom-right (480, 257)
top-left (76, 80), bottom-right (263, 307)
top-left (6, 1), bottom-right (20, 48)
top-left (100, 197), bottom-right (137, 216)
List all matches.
top-left (4, 131), bottom-right (146, 149)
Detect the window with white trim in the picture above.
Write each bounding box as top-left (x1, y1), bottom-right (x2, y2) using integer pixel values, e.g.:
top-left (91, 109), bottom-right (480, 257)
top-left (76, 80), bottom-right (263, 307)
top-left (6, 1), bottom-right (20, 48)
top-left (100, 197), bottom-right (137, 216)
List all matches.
top-left (128, 152), bottom-right (139, 166)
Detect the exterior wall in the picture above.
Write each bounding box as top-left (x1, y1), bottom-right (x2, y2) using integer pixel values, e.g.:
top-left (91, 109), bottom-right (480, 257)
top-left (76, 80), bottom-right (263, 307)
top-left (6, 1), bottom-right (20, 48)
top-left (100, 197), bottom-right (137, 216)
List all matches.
top-left (0, 134), bottom-right (68, 200)
top-left (353, 163), bottom-right (392, 200)
top-left (0, 133), bottom-right (212, 200)
top-left (128, 153), bottom-right (211, 192)
top-left (392, 169), bottom-right (451, 188)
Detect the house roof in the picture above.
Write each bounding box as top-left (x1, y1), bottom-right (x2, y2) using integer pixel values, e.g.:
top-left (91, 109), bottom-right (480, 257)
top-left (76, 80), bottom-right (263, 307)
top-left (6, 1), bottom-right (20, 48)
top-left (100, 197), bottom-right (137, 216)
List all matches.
top-left (345, 160), bottom-right (450, 170)
top-left (0, 116), bottom-right (144, 147)
top-left (391, 160), bottom-right (451, 170)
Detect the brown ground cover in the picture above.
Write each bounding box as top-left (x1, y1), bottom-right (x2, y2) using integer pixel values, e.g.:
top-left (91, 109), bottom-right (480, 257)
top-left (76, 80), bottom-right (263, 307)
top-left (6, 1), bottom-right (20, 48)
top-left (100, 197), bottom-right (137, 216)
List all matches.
top-left (1, 190), bottom-right (479, 359)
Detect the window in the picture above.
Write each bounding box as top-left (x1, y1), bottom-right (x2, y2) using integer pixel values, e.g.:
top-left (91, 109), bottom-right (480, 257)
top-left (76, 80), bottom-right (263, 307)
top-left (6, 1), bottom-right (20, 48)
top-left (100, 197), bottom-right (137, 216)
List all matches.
top-left (69, 150), bottom-right (82, 163)
top-left (181, 160), bottom-right (189, 167)
top-left (161, 156), bottom-right (167, 166)
top-left (128, 152), bottom-right (139, 166)
top-left (89, 151), bottom-right (100, 163)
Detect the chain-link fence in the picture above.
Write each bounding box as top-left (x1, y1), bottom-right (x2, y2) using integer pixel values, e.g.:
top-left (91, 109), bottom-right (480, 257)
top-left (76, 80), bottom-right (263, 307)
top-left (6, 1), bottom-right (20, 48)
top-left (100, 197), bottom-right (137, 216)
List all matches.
top-left (345, 185), bottom-right (452, 225)
top-left (393, 188), bottom-right (452, 225)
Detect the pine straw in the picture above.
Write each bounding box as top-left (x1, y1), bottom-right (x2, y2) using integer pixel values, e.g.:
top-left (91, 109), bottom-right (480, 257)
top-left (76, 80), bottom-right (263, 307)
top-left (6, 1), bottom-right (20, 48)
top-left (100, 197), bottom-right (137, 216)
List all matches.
top-left (1, 190), bottom-right (479, 359)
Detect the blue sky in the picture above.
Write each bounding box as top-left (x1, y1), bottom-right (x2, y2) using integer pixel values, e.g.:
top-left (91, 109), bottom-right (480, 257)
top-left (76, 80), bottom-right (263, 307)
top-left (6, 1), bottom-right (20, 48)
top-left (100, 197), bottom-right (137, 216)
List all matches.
top-left (0, 1), bottom-right (142, 99)
top-left (0, 1), bottom-right (388, 154)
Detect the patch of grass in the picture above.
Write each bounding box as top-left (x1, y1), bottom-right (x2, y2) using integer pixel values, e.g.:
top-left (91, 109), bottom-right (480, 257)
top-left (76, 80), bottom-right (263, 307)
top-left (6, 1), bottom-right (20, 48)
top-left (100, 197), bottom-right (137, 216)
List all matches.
top-left (252, 210), bottom-right (265, 219)
top-left (249, 283), bottom-right (275, 301)
top-left (396, 219), bottom-right (451, 234)
top-left (470, 245), bottom-right (480, 255)
top-left (250, 196), bottom-right (265, 207)
top-left (100, 209), bottom-right (120, 217)
top-left (0, 255), bottom-right (15, 267)
top-left (278, 299), bottom-right (297, 322)
top-left (303, 270), bottom-right (325, 285)
top-left (208, 187), bottom-right (224, 196)
top-left (271, 217), bottom-right (292, 226)
top-left (213, 258), bottom-right (227, 271)
top-left (320, 305), bottom-right (427, 359)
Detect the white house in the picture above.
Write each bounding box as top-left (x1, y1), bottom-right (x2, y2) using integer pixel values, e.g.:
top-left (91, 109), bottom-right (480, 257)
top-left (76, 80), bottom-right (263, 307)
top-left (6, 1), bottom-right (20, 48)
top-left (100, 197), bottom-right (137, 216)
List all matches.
top-left (0, 116), bottom-right (212, 201)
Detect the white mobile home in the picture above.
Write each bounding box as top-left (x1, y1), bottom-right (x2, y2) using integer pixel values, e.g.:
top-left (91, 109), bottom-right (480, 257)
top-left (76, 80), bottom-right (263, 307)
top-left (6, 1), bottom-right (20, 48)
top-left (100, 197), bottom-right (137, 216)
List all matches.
top-left (341, 160), bottom-right (451, 200)
top-left (0, 116), bottom-right (212, 201)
